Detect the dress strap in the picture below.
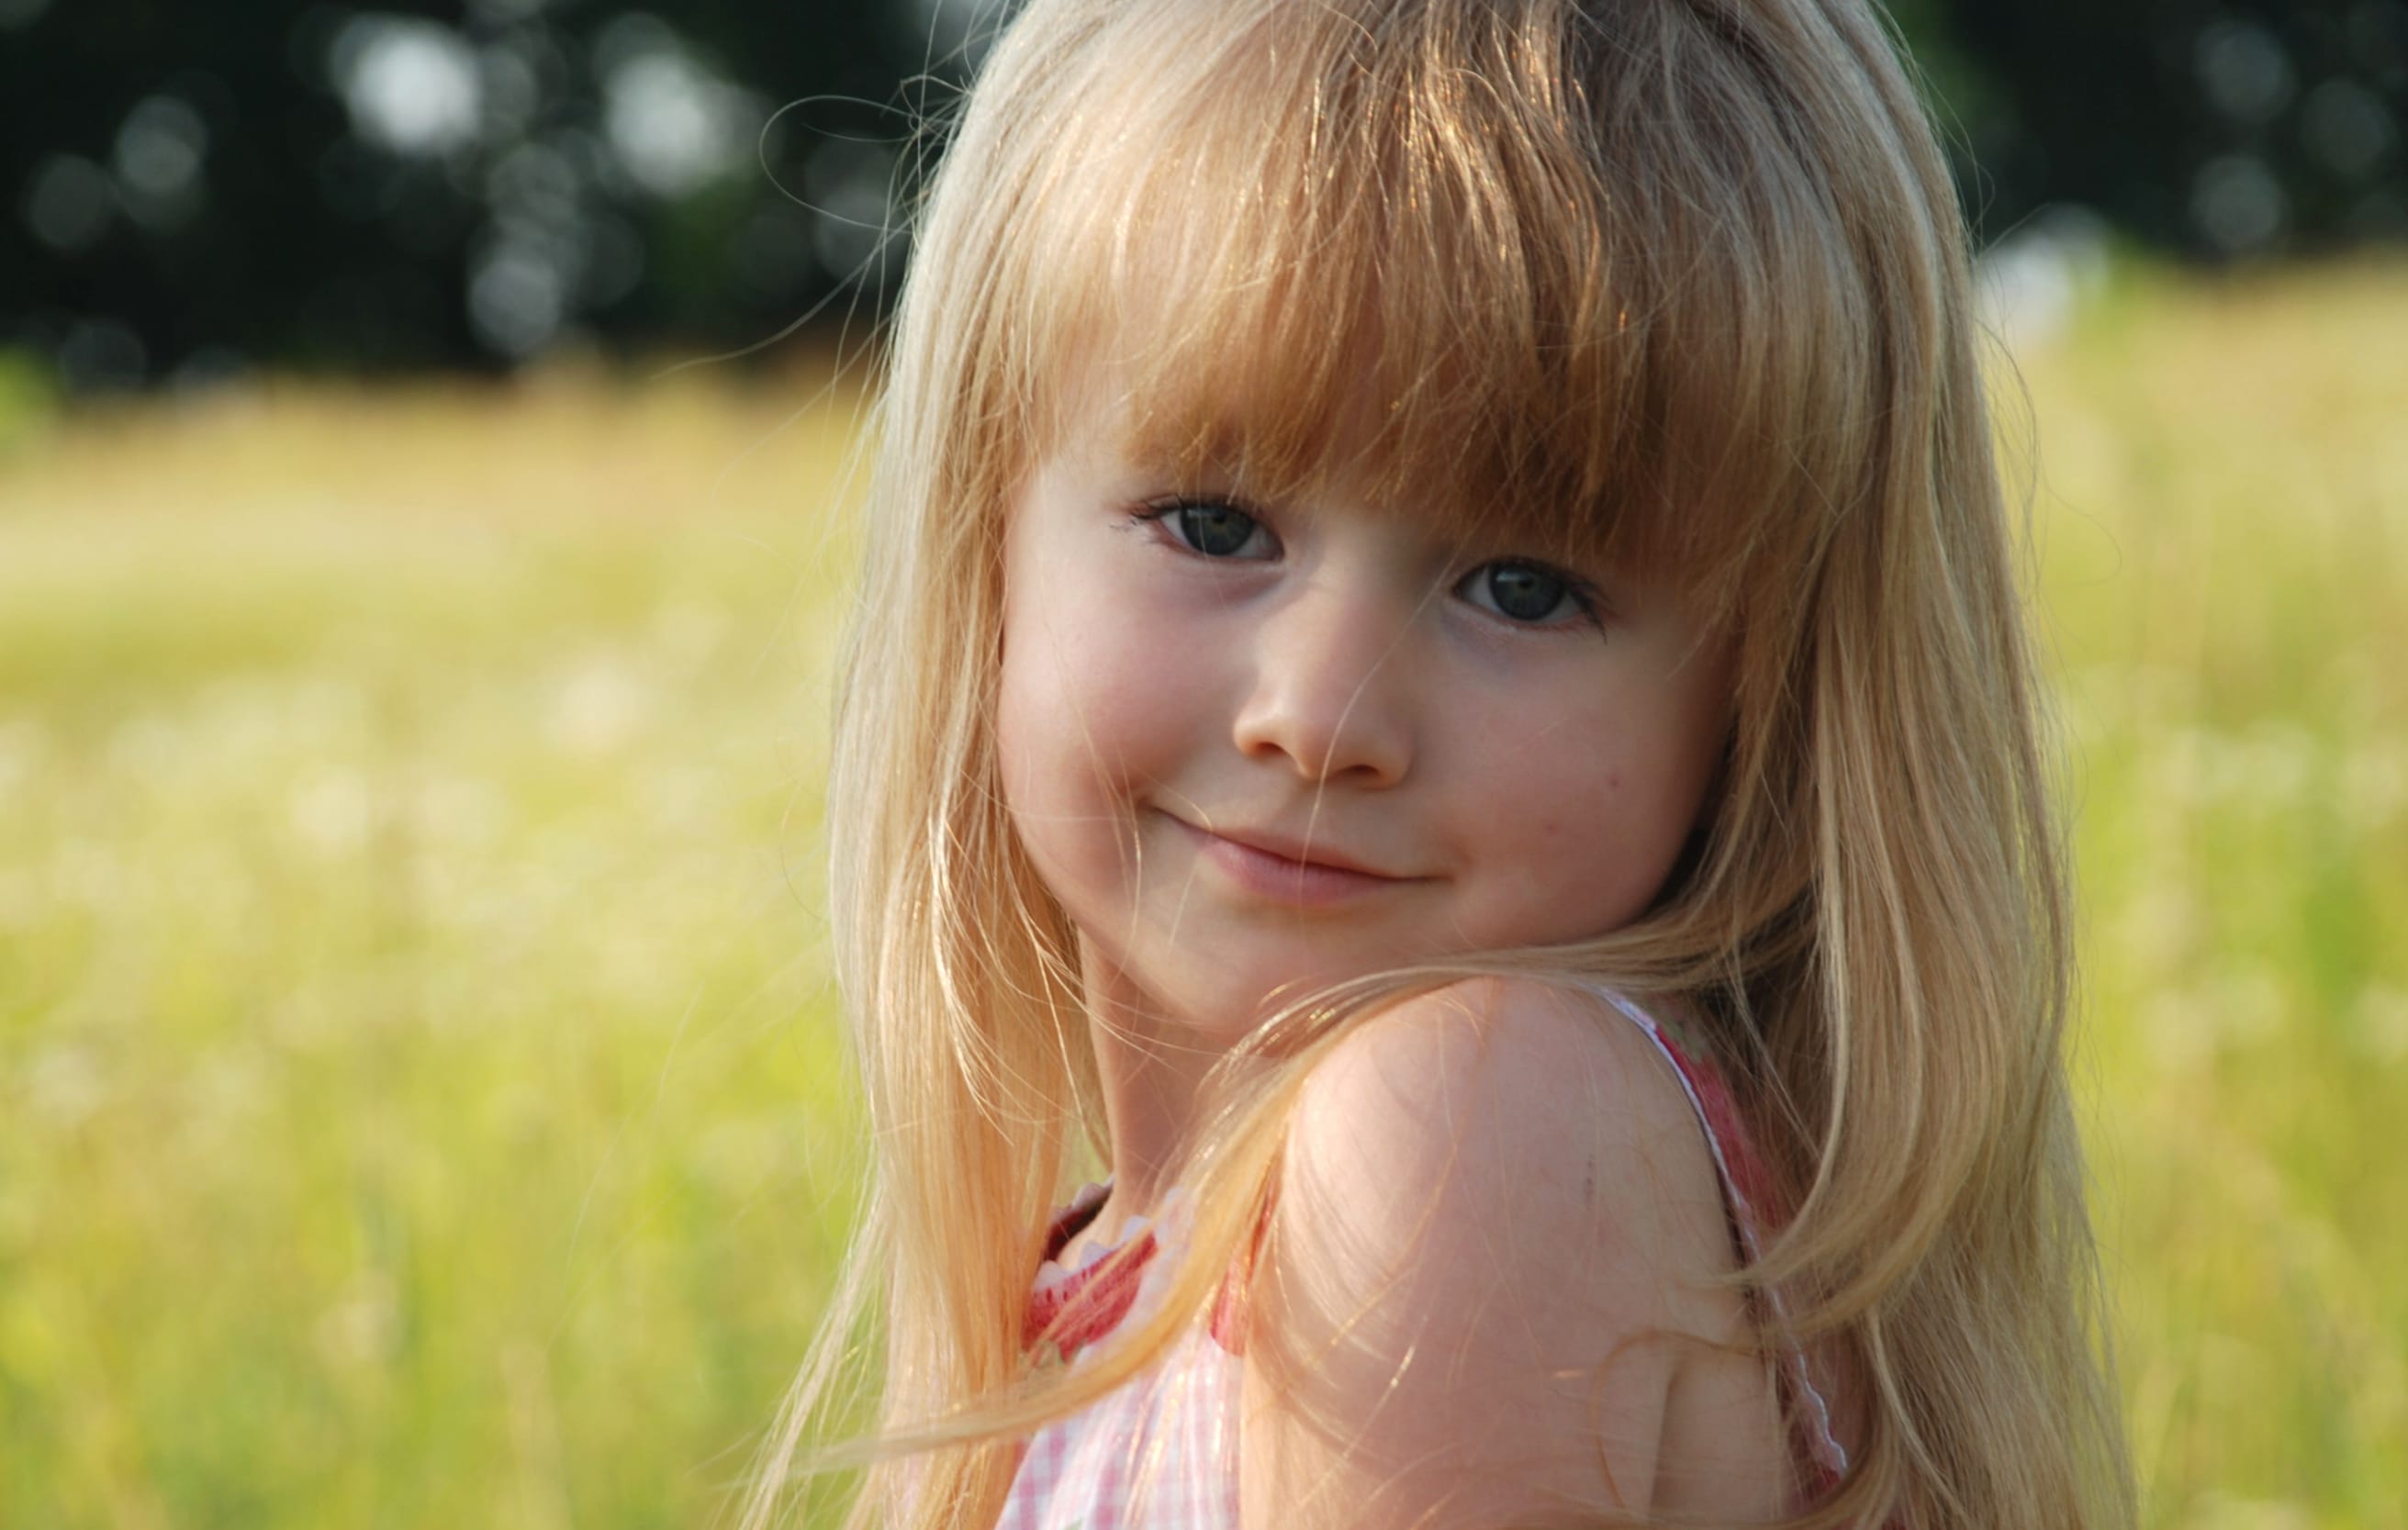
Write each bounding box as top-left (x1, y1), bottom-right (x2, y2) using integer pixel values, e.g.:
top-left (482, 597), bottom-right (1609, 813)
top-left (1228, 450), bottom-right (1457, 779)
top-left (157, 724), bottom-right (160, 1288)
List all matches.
top-left (1589, 989), bottom-right (1852, 1480)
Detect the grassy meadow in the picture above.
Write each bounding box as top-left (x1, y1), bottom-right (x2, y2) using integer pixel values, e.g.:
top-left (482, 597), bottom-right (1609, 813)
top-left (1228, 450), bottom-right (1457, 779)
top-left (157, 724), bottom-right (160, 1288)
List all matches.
top-left (3, 264), bottom-right (2405, 1529)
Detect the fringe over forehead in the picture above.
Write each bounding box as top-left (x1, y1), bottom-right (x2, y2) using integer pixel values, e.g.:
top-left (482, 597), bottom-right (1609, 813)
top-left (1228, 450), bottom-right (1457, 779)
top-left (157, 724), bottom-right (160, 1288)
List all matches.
top-left (909, 0), bottom-right (1949, 609)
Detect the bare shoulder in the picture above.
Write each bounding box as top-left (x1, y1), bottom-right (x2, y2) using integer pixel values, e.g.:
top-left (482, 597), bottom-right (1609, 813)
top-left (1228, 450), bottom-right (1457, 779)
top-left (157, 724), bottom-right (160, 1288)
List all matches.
top-left (1243, 977), bottom-right (1754, 1530)
top-left (1287, 976), bottom-right (1724, 1231)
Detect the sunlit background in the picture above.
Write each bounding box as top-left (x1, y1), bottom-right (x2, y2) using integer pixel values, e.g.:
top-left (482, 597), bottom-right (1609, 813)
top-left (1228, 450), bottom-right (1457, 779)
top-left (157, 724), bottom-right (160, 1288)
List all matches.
top-left (4, 3), bottom-right (2405, 1527)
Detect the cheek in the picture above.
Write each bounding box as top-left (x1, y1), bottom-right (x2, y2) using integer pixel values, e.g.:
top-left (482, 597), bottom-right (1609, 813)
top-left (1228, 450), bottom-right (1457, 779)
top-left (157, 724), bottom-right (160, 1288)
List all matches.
top-left (1470, 720), bottom-right (1715, 930)
top-left (993, 554), bottom-right (1203, 879)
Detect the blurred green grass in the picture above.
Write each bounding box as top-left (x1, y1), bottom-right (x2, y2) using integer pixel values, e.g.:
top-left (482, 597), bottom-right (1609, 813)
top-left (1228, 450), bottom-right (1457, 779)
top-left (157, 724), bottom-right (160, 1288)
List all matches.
top-left (2, 266), bottom-right (2404, 1529)
top-left (2019, 264), bottom-right (2408, 1530)
top-left (1, 363), bottom-right (871, 1528)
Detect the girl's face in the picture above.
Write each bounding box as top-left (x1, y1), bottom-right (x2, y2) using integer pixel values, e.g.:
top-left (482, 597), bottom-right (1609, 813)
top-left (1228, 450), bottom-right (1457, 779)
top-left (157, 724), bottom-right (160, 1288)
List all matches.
top-left (994, 392), bottom-right (1736, 1046)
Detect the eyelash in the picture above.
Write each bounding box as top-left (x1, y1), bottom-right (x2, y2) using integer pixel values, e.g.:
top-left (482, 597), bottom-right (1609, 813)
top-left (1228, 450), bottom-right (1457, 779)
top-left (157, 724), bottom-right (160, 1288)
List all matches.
top-left (1132, 497), bottom-right (1276, 560)
top-left (1128, 497), bottom-right (1607, 631)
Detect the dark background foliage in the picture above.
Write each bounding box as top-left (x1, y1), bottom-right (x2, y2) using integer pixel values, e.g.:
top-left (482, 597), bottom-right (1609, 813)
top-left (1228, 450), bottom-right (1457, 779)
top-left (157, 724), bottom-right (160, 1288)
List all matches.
top-left (5, 0), bottom-right (2403, 388)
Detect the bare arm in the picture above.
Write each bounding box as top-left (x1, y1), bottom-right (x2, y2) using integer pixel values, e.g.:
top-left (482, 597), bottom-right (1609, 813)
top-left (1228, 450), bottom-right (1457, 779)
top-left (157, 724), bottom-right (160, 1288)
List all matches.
top-left (1238, 977), bottom-right (1763, 1530)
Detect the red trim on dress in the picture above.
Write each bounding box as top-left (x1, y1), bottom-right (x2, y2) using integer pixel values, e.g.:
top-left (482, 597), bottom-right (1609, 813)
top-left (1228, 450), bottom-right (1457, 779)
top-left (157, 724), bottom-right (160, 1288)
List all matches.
top-left (1022, 1182), bottom-right (1275, 1361)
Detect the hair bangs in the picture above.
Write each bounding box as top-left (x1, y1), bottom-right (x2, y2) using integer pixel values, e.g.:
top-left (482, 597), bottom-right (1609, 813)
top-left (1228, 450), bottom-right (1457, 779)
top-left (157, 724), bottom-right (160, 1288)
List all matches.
top-left (969, 1), bottom-right (1849, 609)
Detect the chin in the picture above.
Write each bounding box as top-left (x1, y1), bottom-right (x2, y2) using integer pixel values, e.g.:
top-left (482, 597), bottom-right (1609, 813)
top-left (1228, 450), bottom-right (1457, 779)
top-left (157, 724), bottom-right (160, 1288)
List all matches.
top-left (1172, 953), bottom-right (1396, 1040)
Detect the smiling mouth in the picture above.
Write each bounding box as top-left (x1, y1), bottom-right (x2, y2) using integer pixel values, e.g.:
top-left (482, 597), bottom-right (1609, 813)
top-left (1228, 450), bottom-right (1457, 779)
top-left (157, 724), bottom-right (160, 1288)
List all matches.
top-left (1169, 817), bottom-right (1419, 907)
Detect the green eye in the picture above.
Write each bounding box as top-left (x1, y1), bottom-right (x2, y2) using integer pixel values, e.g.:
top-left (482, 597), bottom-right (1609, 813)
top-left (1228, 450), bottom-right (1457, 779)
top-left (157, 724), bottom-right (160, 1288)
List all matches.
top-left (1461, 562), bottom-right (1590, 625)
top-left (1174, 502), bottom-right (1262, 557)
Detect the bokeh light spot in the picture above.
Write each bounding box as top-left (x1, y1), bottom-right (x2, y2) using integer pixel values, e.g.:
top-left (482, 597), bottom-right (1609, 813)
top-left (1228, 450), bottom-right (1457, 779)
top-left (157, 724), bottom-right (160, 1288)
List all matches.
top-left (334, 16), bottom-right (486, 157)
top-left (22, 154), bottom-right (116, 252)
top-left (2193, 154), bottom-right (2289, 253)
top-left (2302, 80), bottom-right (2397, 182)
top-left (2195, 20), bottom-right (2297, 126)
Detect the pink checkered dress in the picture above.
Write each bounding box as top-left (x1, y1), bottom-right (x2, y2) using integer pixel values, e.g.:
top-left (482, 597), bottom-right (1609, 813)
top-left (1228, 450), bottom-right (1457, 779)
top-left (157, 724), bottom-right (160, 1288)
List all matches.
top-left (994, 989), bottom-right (1853, 1530)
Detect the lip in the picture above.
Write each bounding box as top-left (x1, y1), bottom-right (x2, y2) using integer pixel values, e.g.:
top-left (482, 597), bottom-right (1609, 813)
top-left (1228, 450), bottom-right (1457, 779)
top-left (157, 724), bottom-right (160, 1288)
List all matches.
top-left (1169, 817), bottom-right (1420, 907)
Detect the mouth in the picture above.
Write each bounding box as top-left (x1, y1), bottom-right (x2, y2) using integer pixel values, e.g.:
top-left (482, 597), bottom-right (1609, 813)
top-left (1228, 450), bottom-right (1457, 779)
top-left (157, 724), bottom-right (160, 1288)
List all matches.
top-left (1168, 816), bottom-right (1421, 907)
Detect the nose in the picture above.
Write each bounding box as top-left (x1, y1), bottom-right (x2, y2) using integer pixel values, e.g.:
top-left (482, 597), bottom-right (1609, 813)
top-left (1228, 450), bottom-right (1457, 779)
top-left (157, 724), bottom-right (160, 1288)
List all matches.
top-left (1230, 572), bottom-right (1418, 787)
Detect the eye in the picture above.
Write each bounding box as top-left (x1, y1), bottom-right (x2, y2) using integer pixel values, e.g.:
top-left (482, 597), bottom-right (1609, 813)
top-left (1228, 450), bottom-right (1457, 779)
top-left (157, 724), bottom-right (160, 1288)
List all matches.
top-left (1456, 561), bottom-right (1601, 628)
top-left (1138, 497), bottom-right (1275, 560)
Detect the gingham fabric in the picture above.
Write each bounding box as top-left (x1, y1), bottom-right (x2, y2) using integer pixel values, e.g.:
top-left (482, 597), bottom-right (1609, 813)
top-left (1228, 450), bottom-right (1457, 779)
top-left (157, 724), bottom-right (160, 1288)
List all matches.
top-left (994, 988), bottom-right (1851, 1530)
top-left (995, 1184), bottom-right (1243, 1530)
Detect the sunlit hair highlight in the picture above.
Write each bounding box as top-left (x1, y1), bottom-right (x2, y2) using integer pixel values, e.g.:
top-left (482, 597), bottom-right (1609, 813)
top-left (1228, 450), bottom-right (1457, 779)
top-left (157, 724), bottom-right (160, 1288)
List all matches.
top-left (736, 2), bottom-right (2134, 1528)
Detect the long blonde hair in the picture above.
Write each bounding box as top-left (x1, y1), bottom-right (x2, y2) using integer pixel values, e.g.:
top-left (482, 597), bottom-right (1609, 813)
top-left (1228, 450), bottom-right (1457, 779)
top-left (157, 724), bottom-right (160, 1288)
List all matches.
top-left (739, 2), bottom-right (2132, 1526)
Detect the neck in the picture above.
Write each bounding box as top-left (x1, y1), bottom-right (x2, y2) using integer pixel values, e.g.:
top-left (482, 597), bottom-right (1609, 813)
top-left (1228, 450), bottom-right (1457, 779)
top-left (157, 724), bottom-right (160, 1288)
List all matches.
top-left (1076, 945), bottom-right (1264, 1233)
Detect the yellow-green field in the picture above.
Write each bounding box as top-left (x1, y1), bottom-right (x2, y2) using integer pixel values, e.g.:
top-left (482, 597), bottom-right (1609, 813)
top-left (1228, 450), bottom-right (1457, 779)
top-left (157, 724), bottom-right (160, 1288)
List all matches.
top-left (3, 266), bottom-right (2404, 1529)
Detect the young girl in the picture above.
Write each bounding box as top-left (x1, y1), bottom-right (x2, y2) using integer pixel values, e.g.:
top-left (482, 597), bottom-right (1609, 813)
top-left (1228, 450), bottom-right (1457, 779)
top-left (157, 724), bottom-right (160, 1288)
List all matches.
top-left (743, 1), bottom-right (2132, 1526)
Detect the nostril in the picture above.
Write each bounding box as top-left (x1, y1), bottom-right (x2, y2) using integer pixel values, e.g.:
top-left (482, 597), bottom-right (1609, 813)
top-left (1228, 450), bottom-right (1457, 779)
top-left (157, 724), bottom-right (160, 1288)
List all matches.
top-left (1232, 682), bottom-right (1411, 787)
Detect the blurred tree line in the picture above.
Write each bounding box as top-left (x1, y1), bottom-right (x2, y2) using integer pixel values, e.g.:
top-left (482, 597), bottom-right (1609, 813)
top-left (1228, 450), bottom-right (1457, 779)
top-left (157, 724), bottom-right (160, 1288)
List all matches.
top-left (4, 0), bottom-right (2403, 389)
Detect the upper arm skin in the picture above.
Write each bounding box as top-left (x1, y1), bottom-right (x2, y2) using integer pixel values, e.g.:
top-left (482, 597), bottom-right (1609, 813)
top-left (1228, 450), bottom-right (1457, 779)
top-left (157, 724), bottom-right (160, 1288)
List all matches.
top-left (1238, 977), bottom-right (1754, 1530)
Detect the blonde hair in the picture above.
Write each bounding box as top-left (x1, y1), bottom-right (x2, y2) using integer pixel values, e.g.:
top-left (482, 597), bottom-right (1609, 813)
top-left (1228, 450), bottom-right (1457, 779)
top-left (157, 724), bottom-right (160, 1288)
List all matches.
top-left (739, 2), bottom-right (2133, 1527)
